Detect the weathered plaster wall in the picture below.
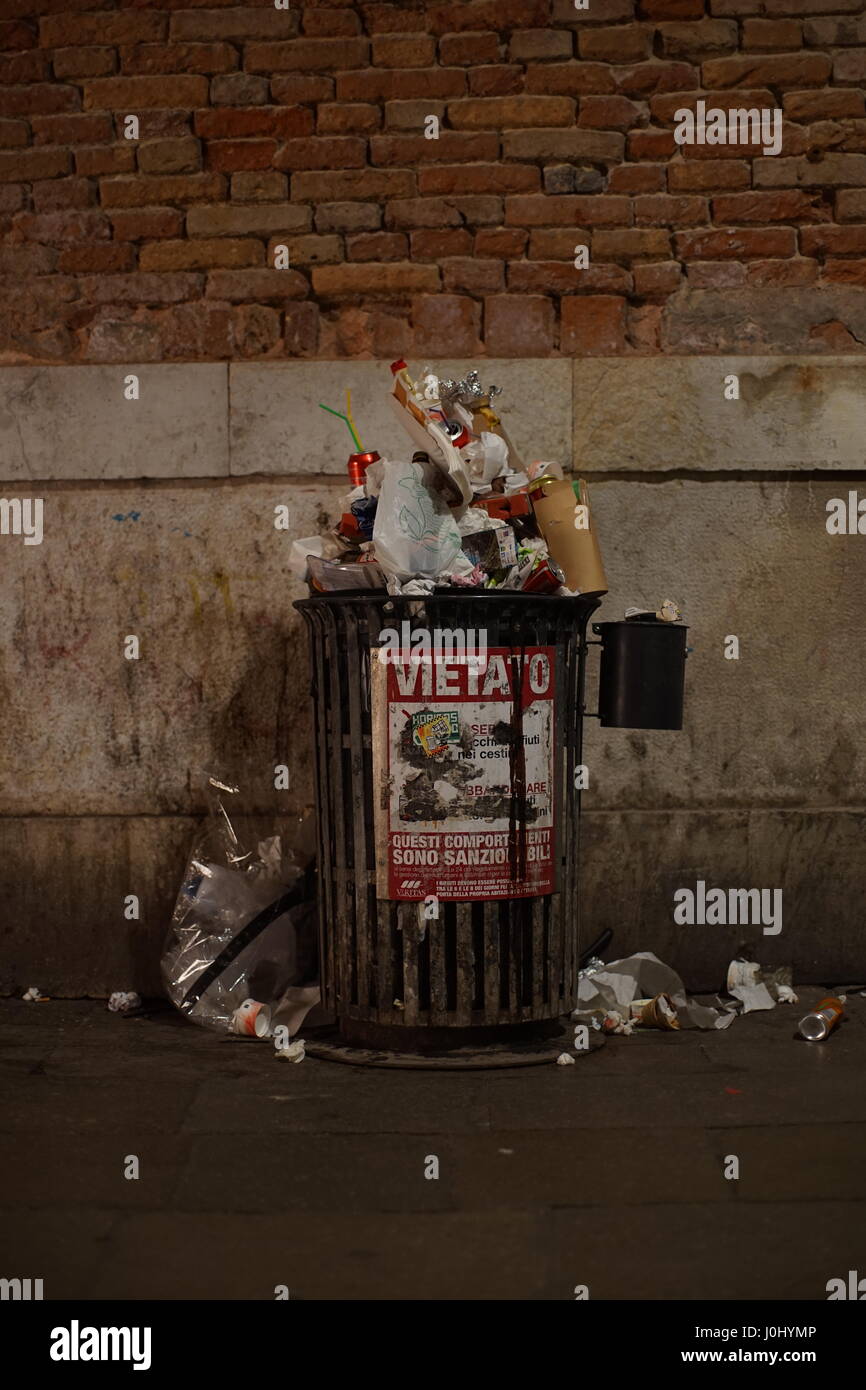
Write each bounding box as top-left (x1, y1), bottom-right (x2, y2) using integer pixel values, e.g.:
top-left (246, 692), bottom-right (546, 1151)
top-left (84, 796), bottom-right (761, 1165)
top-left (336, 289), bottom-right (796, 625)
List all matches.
top-left (1, 356), bottom-right (864, 994)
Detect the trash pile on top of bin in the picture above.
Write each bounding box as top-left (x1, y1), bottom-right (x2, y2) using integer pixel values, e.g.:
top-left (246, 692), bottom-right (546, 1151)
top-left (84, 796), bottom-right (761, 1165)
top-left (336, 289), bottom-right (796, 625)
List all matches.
top-left (291, 360), bottom-right (614, 599)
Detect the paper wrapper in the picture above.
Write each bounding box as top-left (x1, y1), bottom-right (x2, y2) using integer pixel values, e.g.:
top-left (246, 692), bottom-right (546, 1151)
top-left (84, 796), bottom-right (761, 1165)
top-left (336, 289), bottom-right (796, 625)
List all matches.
top-left (528, 477), bottom-right (608, 596)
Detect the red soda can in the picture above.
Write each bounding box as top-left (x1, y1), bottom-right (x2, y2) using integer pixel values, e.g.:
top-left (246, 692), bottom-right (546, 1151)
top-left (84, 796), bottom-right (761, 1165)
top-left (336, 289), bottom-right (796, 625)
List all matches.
top-left (522, 557), bottom-right (565, 594)
top-left (348, 450), bottom-right (380, 487)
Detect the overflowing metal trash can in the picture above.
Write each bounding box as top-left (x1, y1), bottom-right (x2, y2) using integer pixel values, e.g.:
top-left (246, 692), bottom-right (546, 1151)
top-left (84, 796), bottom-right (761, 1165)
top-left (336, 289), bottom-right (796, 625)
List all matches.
top-left (296, 591), bottom-right (600, 1051)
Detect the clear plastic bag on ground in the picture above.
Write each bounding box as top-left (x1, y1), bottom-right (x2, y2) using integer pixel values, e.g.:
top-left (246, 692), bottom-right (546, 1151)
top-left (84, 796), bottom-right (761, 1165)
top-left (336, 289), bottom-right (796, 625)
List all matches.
top-left (161, 774), bottom-right (319, 1037)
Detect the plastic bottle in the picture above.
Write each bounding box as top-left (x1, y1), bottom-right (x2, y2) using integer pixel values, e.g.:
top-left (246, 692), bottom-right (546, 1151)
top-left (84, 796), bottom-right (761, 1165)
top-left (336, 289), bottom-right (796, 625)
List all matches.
top-left (798, 996), bottom-right (844, 1041)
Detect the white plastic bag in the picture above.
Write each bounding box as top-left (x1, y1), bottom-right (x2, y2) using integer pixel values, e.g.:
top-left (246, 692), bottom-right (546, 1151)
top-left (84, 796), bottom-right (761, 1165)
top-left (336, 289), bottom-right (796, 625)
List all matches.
top-left (372, 457), bottom-right (465, 581)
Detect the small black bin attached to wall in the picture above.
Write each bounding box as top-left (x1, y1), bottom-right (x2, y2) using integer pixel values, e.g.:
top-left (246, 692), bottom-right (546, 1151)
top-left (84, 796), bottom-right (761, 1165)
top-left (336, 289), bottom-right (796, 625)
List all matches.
top-left (593, 620), bottom-right (688, 730)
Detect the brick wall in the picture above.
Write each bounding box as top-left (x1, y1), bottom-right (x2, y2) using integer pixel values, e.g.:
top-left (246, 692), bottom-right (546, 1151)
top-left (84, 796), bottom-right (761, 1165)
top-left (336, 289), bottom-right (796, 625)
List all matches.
top-left (2, 0), bottom-right (866, 362)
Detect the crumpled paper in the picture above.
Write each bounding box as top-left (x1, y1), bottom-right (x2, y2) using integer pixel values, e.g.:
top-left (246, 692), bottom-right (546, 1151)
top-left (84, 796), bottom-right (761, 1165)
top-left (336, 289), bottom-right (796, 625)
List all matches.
top-left (572, 951), bottom-right (737, 1031)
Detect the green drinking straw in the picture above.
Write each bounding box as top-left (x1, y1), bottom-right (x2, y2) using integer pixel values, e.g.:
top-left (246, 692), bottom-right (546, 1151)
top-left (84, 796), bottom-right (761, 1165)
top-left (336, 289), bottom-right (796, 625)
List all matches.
top-left (319, 401), bottom-right (361, 452)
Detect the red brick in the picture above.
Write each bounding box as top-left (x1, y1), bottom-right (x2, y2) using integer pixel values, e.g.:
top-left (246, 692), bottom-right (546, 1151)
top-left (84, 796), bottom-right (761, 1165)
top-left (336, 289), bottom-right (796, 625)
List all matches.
top-left (0, 120), bottom-right (27, 148)
top-left (384, 99), bottom-right (446, 131)
top-left (747, 258), bottom-right (817, 286)
top-left (428, 1), bottom-right (548, 33)
top-left (475, 227), bottom-right (528, 257)
top-left (187, 203), bottom-right (310, 238)
top-left (303, 8), bottom-right (362, 38)
top-left (837, 190), bottom-right (866, 221)
top-left (675, 227), bottom-right (798, 258)
top-left (384, 197), bottom-right (463, 230)
top-left (627, 302), bottom-right (662, 352)
top-left (211, 73), bottom-right (269, 107)
top-left (206, 140), bottom-right (277, 172)
top-left (509, 260), bottom-right (631, 294)
top-left (822, 259), bottom-right (866, 284)
top-left (801, 225), bottom-right (866, 256)
top-left (346, 231), bottom-right (408, 261)
top-left (58, 242), bottom-right (134, 273)
top-left (81, 265), bottom-right (195, 305)
top-left (439, 32), bottom-right (500, 66)
top-left (121, 43), bottom-right (237, 76)
top-left (75, 146), bottom-right (136, 176)
top-left (713, 191), bottom-right (831, 224)
top-left (169, 9), bottom-right (300, 42)
top-left (412, 293), bottom-right (481, 354)
top-left (336, 68), bottom-right (466, 102)
top-left (529, 229), bottom-right (594, 259)
top-left (608, 164), bottom-right (666, 193)
top-left (138, 138), bottom-right (201, 175)
top-left (468, 66), bottom-right (524, 98)
top-left (274, 137), bottom-right (366, 171)
top-left (560, 295), bottom-right (627, 355)
top-left (205, 268), bottom-right (309, 302)
top-left (291, 169), bottom-right (416, 201)
top-left (267, 233), bottom-right (342, 267)
top-left (195, 107), bottom-right (313, 140)
top-left (640, 0), bottom-right (704, 15)
top-left (230, 303), bottom-right (281, 357)
top-left (742, 19), bottom-right (802, 49)
top-left (372, 34), bottom-right (435, 67)
top-left (0, 51), bottom-right (48, 84)
top-left (525, 64), bottom-right (615, 97)
top-left (657, 19), bottom-right (739, 59)
top-left (109, 207), bottom-right (184, 241)
top-left (686, 261), bottom-right (746, 289)
top-left (442, 257), bottom-right (505, 293)
top-left (33, 178), bottom-right (95, 211)
top-left (282, 302), bottom-right (319, 356)
top-left (0, 184), bottom-right (24, 213)
top-left (99, 173), bottom-right (226, 208)
top-left (703, 55), bottom-right (831, 88)
top-left (635, 193), bottom-right (708, 225)
top-left (419, 163), bottom-right (539, 195)
top-left (271, 76), bottom-right (335, 104)
top-left (510, 30), bottom-right (572, 63)
top-left (233, 170), bottom-right (288, 202)
top-left (315, 200), bottom-right (380, 233)
top-left (615, 63), bottom-right (699, 97)
top-left (502, 129), bottom-right (623, 161)
top-left (125, 111), bottom-right (193, 141)
top-left (318, 103), bottom-right (381, 134)
top-left (32, 113), bottom-right (112, 145)
top-left (835, 52), bottom-right (866, 84)
top-left (593, 228), bottom-right (672, 258)
top-left (0, 84), bottom-right (79, 117)
top-left (0, 147), bottom-right (70, 182)
top-left (313, 262), bottom-right (440, 296)
top-left (52, 47), bottom-right (116, 80)
top-left (447, 95), bottom-right (575, 128)
top-left (245, 39), bottom-right (369, 73)
top-left (784, 90), bottom-right (865, 121)
top-left (505, 194), bottom-right (631, 228)
top-left (668, 160), bottom-right (751, 191)
top-left (444, 194), bottom-right (502, 226)
top-left (41, 12), bottom-right (166, 47)
top-left (410, 228), bottom-right (473, 259)
top-left (372, 133), bottom-right (499, 166)
top-left (628, 129), bottom-right (677, 159)
top-left (140, 238), bottom-right (263, 272)
top-left (579, 96), bottom-right (645, 131)
top-left (579, 26), bottom-right (653, 64)
top-left (633, 261), bottom-right (683, 295)
top-left (84, 76), bottom-right (209, 110)
top-left (0, 21), bottom-right (36, 51)
top-left (485, 294), bottom-right (555, 355)
top-left (12, 208), bottom-right (108, 242)
top-left (650, 88), bottom-right (775, 123)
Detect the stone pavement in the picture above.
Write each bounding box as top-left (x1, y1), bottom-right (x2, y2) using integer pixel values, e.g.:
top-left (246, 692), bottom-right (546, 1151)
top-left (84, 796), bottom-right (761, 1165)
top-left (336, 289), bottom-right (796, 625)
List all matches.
top-left (1, 992), bottom-right (865, 1301)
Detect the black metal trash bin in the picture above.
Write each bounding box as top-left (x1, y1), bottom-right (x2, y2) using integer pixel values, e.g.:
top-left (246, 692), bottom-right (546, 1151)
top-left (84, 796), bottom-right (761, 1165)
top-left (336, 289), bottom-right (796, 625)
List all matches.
top-left (594, 619), bottom-right (688, 730)
top-left (295, 591), bottom-right (599, 1051)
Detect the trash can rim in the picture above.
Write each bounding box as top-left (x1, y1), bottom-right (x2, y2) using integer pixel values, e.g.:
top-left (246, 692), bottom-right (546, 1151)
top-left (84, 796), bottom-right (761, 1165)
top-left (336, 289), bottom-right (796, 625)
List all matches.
top-left (295, 591), bottom-right (603, 611)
